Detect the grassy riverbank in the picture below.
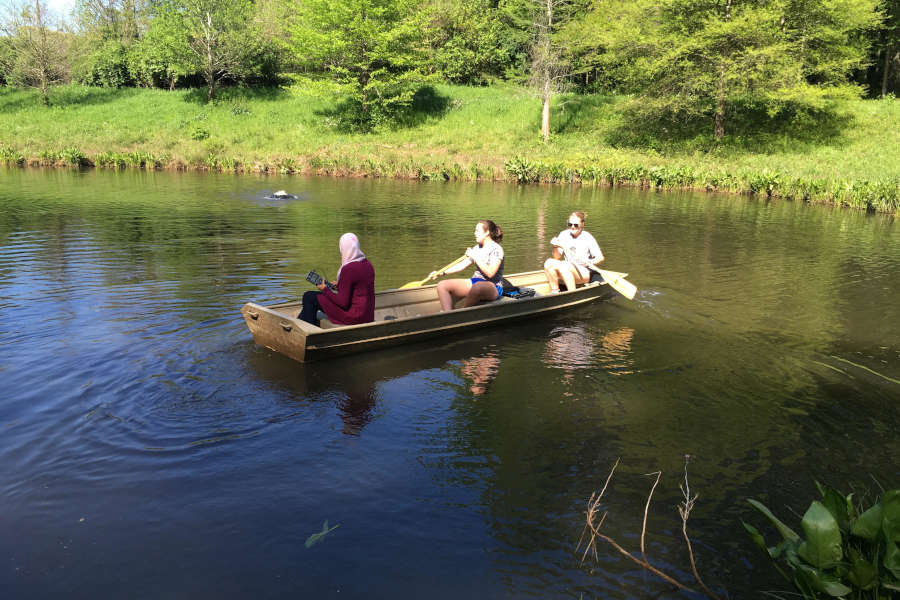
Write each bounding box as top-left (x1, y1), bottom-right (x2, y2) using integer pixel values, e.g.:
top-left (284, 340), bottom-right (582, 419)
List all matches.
top-left (1, 83), bottom-right (898, 212)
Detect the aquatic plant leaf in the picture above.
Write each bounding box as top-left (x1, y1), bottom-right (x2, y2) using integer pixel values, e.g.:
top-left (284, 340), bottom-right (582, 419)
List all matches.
top-left (797, 501), bottom-right (843, 569)
top-left (747, 499), bottom-right (800, 543)
top-left (305, 520), bottom-right (340, 549)
top-left (818, 484), bottom-right (852, 531)
top-left (742, 520), bottom-right (772, 555)
top-left (846, 548), bottom-right (878, 591)
top-left (852, 503), bottom-right (884, 541)
top-left (882, 490), bottom-right (900, 542)
top-left (795, 563), bottom-right (853, 597)
top-left (885, 541), bottom-right (900, 580)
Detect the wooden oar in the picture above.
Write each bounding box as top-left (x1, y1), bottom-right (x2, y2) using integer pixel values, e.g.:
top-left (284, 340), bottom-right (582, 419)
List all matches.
top-left (592, 266), bottom-right (637, 300)
top-left (553, 241), bottom-right (638, 300)
top-left (399, 255), bottom-right (468, 289)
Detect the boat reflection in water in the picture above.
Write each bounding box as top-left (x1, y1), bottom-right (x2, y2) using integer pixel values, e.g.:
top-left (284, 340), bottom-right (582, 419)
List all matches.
top-left (244, 333), bottom-right (509, 435)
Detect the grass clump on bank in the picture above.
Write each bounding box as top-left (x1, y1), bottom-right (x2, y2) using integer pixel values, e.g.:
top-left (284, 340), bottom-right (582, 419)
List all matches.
top-left (0, 83), bottom-right (898, 212)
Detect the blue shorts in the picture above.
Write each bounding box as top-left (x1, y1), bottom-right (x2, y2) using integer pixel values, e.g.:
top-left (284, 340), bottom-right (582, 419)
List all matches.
top-left (471, 277), bottom-right (502, 299)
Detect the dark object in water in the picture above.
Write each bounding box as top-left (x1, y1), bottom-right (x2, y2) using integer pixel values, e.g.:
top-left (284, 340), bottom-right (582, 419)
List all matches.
top-left (266, 189), bottom-right (298, 200)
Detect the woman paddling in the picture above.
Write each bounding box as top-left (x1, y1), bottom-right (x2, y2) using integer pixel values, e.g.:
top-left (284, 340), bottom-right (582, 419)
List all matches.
top-left (429, 220), bottom-right (504, 311)
top-left (299, 232), bottom-right (375, 326)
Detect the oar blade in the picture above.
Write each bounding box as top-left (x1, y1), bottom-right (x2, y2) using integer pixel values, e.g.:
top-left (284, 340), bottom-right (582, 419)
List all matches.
top-left (399, 280), bottom-right (425, 289)
top-left (598, 269), bottom-right (637, 300)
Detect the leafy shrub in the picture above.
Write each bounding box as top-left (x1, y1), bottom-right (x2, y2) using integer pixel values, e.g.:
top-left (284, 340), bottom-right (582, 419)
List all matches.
top-left (59, 147), bottom-right (88, 166)
top-left (744, 484), bottom-right (900, 598)
top-left (0, 145), bottom-right (24, 164)
top-left (76, 41), bottom-right (132, 88)
top-left (504, 156), bottom-right (539, 182)
top-left (191, 127), bottom-right (210, 141)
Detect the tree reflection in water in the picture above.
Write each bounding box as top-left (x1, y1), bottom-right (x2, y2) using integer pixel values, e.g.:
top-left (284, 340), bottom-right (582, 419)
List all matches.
top-left (458, 352), bottom-right (501, 396)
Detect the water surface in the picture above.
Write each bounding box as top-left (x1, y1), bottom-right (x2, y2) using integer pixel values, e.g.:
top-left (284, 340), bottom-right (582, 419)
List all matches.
top-left (1, 168), bottom-right (898, 598)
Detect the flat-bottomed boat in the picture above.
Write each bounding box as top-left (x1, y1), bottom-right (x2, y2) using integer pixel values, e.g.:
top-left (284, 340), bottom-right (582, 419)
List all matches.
top-left (240, 269), bottom-right (628, 362)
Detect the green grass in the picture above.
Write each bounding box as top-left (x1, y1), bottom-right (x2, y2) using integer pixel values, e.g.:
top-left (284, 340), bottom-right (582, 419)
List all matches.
top-left (0, 82), bottom-right (898, 211)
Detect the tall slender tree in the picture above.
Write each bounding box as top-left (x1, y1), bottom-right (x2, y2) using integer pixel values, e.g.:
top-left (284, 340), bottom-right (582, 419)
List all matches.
top-left (1, 0), bottom-right (70, 104)
top-left (150, 0), bottom-right (255, 100)
top-left (504, 0), bottom-right (590, 141)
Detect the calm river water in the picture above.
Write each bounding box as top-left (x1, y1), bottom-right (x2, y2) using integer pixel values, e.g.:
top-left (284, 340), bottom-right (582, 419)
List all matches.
top-left (1, 167), bottom-right (898, 598)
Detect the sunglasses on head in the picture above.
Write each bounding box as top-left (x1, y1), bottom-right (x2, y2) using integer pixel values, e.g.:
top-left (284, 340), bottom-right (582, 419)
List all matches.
top-left (568, 222), bottom-right (581, 228)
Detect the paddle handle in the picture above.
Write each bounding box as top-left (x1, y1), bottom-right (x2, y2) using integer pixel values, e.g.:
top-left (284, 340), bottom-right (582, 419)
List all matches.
top-left (426, 254), bottom-right (468, 282)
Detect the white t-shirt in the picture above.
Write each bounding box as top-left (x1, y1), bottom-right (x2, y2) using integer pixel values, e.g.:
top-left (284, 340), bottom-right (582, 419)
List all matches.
top-left (554, 230), bottom-right (602, 279)
top-left (469, 242), bottom-right (504, 284)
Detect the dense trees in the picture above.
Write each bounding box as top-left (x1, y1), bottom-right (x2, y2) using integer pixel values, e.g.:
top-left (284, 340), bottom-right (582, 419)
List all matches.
top-left (559, 0), bottom-right (881, 140)
top-left (1, 0), bottom-right (895, 138)
top-left (873, 0), bottom-right (900, 96)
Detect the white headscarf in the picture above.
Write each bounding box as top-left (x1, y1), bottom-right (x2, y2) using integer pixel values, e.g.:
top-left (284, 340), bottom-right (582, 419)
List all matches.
top-left (336, 232), bottom-right (366, 281)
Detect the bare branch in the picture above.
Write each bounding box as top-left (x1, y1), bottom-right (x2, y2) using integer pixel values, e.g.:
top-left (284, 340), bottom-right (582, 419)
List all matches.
top-left (641, 471), bottom-right (661, 561)
top-left (679, 455), bottom-right (722, 600)
top-left (579, 457), bottom-right (725, 599)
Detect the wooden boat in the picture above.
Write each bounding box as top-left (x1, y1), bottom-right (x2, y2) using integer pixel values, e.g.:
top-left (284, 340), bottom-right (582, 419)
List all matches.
top-left (240, 269), bottom-right (628, 362)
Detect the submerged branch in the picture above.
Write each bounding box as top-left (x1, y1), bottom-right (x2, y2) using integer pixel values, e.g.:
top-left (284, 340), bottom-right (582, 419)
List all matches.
top-left (679, 455), bottom-right (722, 600)
top-left (580, 457), bottom-right (725, 599)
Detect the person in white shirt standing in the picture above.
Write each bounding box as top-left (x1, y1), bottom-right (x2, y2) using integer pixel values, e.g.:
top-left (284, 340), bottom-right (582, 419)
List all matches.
top-left (543, 211), bottom-right (604, 293)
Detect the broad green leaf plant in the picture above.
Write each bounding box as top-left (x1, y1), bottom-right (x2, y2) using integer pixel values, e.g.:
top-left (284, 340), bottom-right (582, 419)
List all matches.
top-left (744, 485), bottom-right (900, 598)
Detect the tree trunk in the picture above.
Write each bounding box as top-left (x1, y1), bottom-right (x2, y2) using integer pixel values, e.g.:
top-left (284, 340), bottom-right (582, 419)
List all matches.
top-left (205, 12), bottom-right (215, 101)
top-left (883, 42), bottom-right (892, 99)
top-left (540, 0), bottom-right (552, 142)
top-left (35, 0), bottom-right (49, 106)
top-left (542, 79), bottom-right (551, 142)
top-left (714, 73), bottom-right (726, 140)
top-left (714, 0), bottom-right (733, 140)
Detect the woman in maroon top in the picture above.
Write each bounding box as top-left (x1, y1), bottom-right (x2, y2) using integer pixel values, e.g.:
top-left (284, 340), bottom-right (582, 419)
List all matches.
top-left (299, 233), bottom-right (375, 327)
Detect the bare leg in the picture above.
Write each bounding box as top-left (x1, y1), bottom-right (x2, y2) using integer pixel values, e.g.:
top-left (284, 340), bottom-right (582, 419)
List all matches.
top-left (559, 263), bottom-right (588, 293)
top-left (543, 258), bottom-right (561, 292)
top-left (436, 279), bottom-right (473, 311)
top-left (463, 281), bottom-right (500, 307)
top-left (559, 264), bottom-right (578, 293)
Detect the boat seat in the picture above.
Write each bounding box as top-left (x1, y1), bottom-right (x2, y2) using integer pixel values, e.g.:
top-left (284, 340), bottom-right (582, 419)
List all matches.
top-left (320, 314), bottom-right (397, 330)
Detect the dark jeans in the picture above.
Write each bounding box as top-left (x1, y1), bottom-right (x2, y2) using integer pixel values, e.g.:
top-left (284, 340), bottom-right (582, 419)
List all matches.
top-left (299, 290), bottom-right (322, 326)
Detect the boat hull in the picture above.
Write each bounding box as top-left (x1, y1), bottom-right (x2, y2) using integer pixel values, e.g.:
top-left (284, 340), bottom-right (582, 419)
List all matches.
top-left (241, 270), bottom-right (621, 362)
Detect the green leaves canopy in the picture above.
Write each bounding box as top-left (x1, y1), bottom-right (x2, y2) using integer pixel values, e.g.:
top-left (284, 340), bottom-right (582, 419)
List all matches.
top-left (559, 0), bottom-right (882, 138)
top-left (287, 0), bottom-right (430, 129)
